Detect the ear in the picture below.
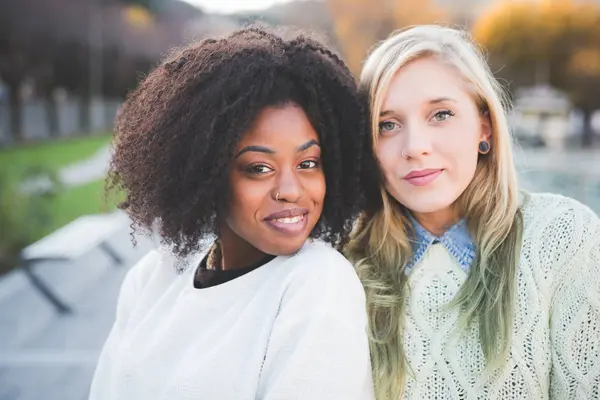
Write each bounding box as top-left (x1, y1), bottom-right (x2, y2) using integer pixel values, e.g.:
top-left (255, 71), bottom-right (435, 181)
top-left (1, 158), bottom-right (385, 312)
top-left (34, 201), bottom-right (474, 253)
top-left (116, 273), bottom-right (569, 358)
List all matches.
top-left (480, 110), bottom-right (492, 143)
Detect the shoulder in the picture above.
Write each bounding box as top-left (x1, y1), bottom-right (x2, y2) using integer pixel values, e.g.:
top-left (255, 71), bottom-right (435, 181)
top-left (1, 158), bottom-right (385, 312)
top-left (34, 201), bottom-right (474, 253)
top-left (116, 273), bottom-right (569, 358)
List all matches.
top-left (521, 192), bottom-right (599, 240)
top-left (289, 240), bottom-right (361, 282)
top-left (121, 245), bottom-right (192, 296)
top-left (119, 249), bottom-right (162, 296)
top-left (522, 191), bottom-right (595, 214)
top-left (520, 192), bottom-right (600, 285)
top-left (280, 240), bottom-right (366, 306)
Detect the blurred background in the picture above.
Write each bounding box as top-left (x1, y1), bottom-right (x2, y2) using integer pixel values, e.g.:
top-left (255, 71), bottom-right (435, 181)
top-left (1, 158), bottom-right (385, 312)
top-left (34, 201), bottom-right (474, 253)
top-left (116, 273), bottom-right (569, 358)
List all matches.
top-left (0, 0), bottom-right (599, 398)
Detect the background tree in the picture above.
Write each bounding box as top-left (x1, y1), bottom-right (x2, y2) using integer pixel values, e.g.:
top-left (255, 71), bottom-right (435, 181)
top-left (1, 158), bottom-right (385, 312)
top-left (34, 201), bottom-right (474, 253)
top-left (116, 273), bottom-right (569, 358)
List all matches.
top-left (326, 0), bottom-right (394, 75)
top-left (394, 0), bottom-right (447, 27)
top-left (0, 0), bottom-right (32, 142)
top-left (0, 0), bottom-right (193, 143)
top-left (327, 0), bottom-right (448, 76)
top-left (474, 0), bottom-right (600, 147)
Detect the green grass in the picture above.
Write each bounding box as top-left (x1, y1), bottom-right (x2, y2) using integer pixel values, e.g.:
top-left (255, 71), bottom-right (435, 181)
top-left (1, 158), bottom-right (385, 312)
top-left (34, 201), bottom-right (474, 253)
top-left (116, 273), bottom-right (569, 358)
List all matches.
top-left (0, 133), bottom-right (113, 183)
top-left (0, 132), bottom-right (116, 237)
top-left (0, 133), bottom-right (117, 241)
top-left (39, 179), bottom-right (115, 239)
top-left (0, 134), bottom-right (122, 274)
top-left (0, 177), bottom-right (119, 275)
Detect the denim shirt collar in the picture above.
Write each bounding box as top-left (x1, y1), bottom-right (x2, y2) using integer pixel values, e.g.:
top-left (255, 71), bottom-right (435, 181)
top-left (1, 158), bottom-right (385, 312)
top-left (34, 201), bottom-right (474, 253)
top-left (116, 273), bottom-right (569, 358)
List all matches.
top-left (406, 214), bottom-right (476, 273)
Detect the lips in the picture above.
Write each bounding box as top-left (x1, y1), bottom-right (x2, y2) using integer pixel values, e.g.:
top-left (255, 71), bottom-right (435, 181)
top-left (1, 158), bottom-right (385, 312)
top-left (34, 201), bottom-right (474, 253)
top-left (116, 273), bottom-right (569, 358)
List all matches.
top-left (264, 208), bottom-right (309, 235)
top-left (264, 208), bottom-right (308, 221)
top-left (403, 169), bottom-right (443, 186)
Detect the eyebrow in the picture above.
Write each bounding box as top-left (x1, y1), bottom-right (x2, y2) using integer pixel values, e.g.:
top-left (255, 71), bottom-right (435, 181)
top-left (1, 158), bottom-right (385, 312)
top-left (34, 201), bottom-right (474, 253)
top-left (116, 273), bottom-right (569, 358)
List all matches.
top-left (429, 97), bottom-right (457, 104)
top-left (234, 146), bottom-right (275, 159)
top-left (297, 139), bottom-right (320, 152)
top-left (379, 97), bottom-right (458, 117)
top-left (233, 139), bottom-right (320, 159)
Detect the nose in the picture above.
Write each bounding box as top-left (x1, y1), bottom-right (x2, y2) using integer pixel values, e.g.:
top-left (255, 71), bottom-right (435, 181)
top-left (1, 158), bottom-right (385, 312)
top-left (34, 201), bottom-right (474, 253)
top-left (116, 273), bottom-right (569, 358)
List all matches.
top-left (402, 124), bottom-right (432, 159)
top-left (273, 168), bottom-right (304, 203)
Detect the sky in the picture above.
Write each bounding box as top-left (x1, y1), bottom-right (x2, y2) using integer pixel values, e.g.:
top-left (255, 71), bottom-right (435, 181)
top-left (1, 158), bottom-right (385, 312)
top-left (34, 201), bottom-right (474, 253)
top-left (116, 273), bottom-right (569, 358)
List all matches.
top-left (180, 0), bottom-right (295, 14)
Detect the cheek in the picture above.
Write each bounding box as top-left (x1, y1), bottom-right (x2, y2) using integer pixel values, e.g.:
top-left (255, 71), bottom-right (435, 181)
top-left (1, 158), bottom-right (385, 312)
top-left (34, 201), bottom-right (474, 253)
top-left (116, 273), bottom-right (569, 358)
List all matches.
top-left (375, 139), bottom-right (400, 180)
top-left (306, 172), bottom-right (326, 207)
top-left (437, 136), bottom-right (480, 191)
top-left (442, 125), bottom-right (480, 171)
top-left (226, 176), bottom-right (266, 223)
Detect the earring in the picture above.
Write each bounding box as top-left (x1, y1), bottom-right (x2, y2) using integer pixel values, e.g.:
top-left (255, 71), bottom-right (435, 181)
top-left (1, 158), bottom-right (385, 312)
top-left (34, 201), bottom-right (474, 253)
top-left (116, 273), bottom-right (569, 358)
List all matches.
top-left (478, 141), bottom-right (490, 154)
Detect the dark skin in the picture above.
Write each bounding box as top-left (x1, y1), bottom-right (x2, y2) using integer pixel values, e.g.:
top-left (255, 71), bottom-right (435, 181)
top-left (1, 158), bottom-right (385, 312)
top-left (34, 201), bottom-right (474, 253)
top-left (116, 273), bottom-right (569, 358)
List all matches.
top-left (218, 104), bottom-right (325, 270)
top-left (108, 27), bottom-right (368, 261)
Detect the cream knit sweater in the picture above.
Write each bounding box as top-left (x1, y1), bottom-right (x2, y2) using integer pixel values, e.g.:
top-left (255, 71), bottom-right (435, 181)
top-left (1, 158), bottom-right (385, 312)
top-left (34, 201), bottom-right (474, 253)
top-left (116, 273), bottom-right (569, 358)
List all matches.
top-left (402, 193), bottom-right (600, 399)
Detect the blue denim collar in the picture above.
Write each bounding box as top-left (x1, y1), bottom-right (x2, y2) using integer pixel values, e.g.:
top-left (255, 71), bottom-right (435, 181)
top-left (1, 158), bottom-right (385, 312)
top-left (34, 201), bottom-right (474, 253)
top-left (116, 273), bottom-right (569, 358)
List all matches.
top-left (406, 214), bottom-right (476, 273)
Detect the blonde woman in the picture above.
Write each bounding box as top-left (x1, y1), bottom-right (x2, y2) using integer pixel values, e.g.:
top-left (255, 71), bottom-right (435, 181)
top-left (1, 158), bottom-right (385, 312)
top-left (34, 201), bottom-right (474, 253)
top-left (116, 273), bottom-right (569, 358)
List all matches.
top-left (347, 25), bottom-right (600, 399)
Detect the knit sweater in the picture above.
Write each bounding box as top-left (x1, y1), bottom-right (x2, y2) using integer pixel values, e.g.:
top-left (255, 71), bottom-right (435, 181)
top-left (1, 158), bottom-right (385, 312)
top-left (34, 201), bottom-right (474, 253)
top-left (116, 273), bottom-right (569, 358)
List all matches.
top-left (402, 193), bottom-right (600, 399)
top-left (88, 240), bottom-right (375, 400)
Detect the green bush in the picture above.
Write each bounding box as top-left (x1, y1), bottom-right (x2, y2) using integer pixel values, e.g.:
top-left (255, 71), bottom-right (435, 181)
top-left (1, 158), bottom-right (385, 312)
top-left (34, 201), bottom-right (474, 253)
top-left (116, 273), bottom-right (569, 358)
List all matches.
top-left (0, 168), bottom-right (60, 274)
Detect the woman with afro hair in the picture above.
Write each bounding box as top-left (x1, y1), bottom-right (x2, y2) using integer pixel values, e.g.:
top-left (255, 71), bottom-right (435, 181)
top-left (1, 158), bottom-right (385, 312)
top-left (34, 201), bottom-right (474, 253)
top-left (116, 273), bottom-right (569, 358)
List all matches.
top-left (88, 26), bottom-right (375, 400)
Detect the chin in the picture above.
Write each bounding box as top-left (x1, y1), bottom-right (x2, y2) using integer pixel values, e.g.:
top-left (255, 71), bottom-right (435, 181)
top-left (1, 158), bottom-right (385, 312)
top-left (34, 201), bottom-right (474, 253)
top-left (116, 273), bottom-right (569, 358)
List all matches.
top-left (261, 239), bottom-right (307, 257)
top-left (399, 196), bottom-right (456, 215)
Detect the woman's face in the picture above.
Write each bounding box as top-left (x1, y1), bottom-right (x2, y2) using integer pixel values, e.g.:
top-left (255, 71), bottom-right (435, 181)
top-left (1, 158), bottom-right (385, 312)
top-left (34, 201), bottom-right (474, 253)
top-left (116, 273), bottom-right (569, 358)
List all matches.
top-left (375, 57), bottom-right (491, 229)
top-left (223, 104), bottom-right (325, 258)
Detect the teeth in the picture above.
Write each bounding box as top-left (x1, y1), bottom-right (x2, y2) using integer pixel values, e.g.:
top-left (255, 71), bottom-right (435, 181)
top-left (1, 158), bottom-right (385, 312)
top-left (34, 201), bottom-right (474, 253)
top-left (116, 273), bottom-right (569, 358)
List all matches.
top-left (274, 215), bottom-right (303, 224)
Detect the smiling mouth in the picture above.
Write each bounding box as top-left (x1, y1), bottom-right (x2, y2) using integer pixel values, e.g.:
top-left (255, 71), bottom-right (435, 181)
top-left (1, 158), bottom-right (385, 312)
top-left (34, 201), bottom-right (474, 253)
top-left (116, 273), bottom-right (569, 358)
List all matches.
top-left (271, 215), bottom-right (305, 224)
top-left (264, 209), bottom-right (309, 235)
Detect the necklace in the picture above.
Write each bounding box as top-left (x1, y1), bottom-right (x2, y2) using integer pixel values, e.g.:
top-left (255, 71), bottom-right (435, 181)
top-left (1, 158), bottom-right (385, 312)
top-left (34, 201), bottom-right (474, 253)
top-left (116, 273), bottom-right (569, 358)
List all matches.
top-left (206, 241), bottom-right (222, 271)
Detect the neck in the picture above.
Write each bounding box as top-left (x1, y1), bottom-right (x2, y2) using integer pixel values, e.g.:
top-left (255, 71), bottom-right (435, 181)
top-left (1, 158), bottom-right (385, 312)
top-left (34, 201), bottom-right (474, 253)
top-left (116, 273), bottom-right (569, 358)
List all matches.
top-left (411, 206), bottom-right (461, 236)
top-left (217, 224), bottom-right (268, 271)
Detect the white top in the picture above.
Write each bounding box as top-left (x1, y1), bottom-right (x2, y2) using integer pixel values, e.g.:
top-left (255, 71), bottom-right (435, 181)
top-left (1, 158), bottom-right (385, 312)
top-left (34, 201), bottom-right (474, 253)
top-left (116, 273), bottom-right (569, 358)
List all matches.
top-left (401, 193), bottom-right (600, 399)
top-left (89, 240), bottom-right (375, 400)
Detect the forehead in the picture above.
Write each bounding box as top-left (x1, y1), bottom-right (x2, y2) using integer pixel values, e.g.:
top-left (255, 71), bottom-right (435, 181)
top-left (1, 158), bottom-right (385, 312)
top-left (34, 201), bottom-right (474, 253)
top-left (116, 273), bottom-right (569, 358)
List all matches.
top-left (236, 104), bottom-right (319, 148)
top-left (381, 57), bottom-right (472, 111)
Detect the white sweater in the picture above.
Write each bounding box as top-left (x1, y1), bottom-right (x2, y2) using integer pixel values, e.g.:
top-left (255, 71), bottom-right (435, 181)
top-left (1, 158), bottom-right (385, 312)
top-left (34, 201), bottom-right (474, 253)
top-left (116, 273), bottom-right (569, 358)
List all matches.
top-left (89, 240), bottom-right (375, 400)
top-left (402, 193), bottom-right (600, 399)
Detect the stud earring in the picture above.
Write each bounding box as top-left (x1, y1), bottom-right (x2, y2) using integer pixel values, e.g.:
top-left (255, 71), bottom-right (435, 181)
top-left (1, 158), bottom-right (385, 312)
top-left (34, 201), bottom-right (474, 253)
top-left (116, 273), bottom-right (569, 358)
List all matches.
top-left (478, 141), bottom-right (490, 154)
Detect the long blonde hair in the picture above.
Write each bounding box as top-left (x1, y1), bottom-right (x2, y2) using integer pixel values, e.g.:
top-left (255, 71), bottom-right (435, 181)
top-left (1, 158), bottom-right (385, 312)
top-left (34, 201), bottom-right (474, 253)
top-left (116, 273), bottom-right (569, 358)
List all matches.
top-left (346, 25), bottom-right (523, 399)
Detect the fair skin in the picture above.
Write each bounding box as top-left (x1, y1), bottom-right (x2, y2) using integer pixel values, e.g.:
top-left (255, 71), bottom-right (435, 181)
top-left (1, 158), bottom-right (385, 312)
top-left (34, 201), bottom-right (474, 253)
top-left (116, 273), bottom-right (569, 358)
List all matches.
top-left (220, 103), bottom-right (325, 270)
top-left (376, 57), bottom-right (491, 236)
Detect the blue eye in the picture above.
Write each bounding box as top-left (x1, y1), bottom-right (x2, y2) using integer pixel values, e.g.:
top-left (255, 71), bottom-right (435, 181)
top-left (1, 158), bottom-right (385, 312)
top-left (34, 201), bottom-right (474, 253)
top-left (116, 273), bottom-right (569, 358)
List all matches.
top-left (433, 110), bottom-right (455, 122)
top-left (378, 121), bottom-right (400, 134)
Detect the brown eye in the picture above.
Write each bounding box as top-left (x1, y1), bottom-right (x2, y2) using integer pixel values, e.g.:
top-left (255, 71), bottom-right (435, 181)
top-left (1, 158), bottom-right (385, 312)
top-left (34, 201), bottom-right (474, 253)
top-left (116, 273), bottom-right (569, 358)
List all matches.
top-left (246, 164), bottom-right (273, 175)
top-left (298, 160), bottom-right (319, 170)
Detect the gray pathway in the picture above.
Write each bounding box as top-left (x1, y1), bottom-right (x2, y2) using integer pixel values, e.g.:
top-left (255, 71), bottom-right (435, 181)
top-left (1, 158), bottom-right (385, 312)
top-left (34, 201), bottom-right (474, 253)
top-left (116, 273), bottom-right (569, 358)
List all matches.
top-left (516, 149), bottom-right (600, 213)
top-left (0, 228), bottom-right (156, 400)
top-left (58, 146), bottom-right (111, 187)
top-left (20, 146), bottom-right (111, 194)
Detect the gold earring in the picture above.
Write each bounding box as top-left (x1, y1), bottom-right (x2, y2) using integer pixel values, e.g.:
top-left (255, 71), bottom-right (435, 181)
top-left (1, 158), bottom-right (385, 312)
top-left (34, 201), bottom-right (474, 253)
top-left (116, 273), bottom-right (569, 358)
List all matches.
top-left (206, 242), bottom-right (221, 270)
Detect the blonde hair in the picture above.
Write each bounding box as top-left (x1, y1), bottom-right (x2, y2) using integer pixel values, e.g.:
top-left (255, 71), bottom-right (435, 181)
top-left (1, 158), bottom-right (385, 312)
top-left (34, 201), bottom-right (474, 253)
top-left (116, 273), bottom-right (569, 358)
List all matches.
top-left (346, 25), bottom-right (523, 399)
